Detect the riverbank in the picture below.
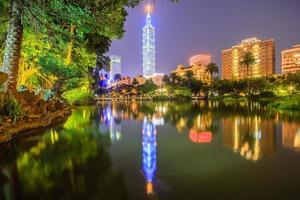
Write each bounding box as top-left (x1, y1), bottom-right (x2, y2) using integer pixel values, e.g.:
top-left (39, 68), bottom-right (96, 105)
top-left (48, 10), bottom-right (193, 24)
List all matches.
top-left (0, 106), bottom-right (71, 144)
top-left (0, 92), bottom-right (72, 144)
top-left (220, 95), bottom-right (300, 112)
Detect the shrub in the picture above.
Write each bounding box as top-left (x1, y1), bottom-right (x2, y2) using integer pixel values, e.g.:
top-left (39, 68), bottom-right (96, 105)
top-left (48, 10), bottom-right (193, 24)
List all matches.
top-left (62, 87), bottom-right (93, 106)
top-left (0, 95), bottom-right (24, 123)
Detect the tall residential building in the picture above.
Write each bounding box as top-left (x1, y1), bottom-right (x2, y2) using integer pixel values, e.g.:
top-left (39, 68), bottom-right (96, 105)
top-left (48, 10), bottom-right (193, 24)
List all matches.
top-left (281, 44), bottom-right (300, 74)
top-left (222, 37), bottom-right (275, 80)
top-left (110, 55), bottom-right (121, 81)
top-left (142, 10), bottom-right (155, 78)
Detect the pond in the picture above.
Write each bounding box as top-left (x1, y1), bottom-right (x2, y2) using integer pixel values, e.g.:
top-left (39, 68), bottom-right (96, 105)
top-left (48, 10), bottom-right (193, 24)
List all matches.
top-left (1, 101), bottom-right (300, 200)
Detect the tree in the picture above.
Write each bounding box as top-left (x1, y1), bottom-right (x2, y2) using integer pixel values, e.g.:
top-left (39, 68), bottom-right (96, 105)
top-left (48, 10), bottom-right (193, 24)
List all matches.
top-left (1, 0), bottom-right (23, 95)
top-left (216, 80), bottom-right (234, 97)
top-left (114, 73), bottom-right (122, 83)
top-left (170, 73), bottom-right (179, 84)
top-left (190, 79), bottom-right (203, 95)
top-left (39, 54), bottom-right (82, 97)
top-left (162, 75), bottom-right (170, 85)
top-left (205, 63), bottom-right (219, 94)
top-left (240, 52), bottom-right (256, 95)
top-left (132, 78), bottom-right (139, 87)
top-left (0, 0), bottom-right (144, 96)
top-left (137, 79), bottom-right (157, 95)
top-left (185, 70), bottom-right (194, 87)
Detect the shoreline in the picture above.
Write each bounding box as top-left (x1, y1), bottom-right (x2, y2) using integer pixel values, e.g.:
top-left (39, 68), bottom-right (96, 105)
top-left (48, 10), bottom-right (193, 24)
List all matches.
top-left (0, 107), bottom-right (72, 144)
top-left (1, 96), bottom-right (299, 145)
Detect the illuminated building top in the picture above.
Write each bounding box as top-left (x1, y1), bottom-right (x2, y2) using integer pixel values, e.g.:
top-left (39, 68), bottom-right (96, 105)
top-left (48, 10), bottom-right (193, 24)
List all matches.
top-left (142, 6), bottom-right (156, 78)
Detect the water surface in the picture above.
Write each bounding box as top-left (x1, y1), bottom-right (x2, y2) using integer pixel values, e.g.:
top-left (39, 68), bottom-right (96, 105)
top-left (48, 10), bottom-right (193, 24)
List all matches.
top-left (1, 101), bottom-right (300, 200)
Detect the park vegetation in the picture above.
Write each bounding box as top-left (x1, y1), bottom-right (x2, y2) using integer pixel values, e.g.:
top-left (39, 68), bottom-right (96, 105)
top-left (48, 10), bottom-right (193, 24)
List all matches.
top-left (0, 0), bottom-right (151, 137)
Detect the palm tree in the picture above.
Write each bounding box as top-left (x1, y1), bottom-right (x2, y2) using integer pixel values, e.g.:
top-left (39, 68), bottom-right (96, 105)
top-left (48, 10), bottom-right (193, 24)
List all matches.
top-left (1, 0), bottom-right (23, 95)
top-left (185, 70), bottom-right (194, 87)
top-left (240, 52), bottom-right (256, 95)
top-left (114, 73), bottom-right (122, 83)
top-left (205, 63), bottom-right (219, 94)
top-left (162, 75), bottom-right (170, 85)
top-left (132, 78), bottom-right (139, 87)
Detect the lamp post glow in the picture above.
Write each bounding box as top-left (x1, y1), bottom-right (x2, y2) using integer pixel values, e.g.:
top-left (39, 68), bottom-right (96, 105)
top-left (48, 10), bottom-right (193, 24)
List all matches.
top-left (143, 5), bottom-right (156, 78)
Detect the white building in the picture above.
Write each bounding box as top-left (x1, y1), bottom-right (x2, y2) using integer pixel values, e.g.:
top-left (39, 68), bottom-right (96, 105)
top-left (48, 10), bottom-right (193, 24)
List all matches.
top-left (110, 55), bottom-right (121, 81)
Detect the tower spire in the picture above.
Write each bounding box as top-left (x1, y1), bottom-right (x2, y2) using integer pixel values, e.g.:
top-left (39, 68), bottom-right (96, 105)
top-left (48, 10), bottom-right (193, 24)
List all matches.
top-left (146, 5), bottom-right (152, 24)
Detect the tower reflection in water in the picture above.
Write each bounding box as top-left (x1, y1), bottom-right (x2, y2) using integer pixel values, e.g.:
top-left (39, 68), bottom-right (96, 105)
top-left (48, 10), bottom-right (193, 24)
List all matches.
top-left (142, 116), bottom-right (157, 195)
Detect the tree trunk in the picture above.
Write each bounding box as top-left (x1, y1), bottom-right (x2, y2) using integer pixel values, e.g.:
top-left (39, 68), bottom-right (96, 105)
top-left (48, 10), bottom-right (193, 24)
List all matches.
top-left (246, 65), bottom-right (250, 95)
top-left (2, 0), bottom-right (23, 95)
top-left (210, 73), bottom-right (213, 96)
top-left (65, 25), bottom-right (75, 65)
top-left (54, 80), bottom-right (63, 97)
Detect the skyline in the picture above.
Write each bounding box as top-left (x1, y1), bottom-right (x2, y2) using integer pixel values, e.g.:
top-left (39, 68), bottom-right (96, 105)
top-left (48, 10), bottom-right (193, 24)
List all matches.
top-left (108, 0), bottom-right (300, 77)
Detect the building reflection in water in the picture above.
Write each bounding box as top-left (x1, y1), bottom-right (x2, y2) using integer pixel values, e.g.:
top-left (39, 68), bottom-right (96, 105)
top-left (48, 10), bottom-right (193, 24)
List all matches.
top-left (282, 122), bottom-right (300, 152)
top-left (142, 116), bottom-right (157, 195)
top-left (98, 105), bottom-right (122, 142)
top-left (223, 116), bottom-right (276, 162)
top-left (189, 113), bottom-right (213, 144)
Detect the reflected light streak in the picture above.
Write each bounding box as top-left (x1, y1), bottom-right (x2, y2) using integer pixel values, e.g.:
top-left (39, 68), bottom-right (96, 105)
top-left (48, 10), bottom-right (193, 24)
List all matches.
top-left (142, 117), bottom-right (157, 195)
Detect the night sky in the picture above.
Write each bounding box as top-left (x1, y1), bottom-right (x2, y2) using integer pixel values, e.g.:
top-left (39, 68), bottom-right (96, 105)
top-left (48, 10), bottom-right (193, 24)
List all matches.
top-left (108, 0), bottom-right (300, 77)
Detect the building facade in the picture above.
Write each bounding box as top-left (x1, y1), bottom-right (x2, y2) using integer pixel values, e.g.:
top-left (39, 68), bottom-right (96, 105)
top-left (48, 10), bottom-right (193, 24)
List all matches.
top-left (110, 55), bottom-right (121, 81)
top-left (149, 73), bottom-right (164, 87)
top-left (222, 37), bottom-right (275, 80)
top-left (172, 64), bottom-right (209, 82)
top-left (142, 11), bottom-right (156, 78)
top-left (281, 44), bottom-right (300, 74)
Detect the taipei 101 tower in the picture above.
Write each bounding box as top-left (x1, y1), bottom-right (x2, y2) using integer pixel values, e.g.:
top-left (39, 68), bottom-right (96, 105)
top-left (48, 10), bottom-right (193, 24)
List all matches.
top-left (142, 6), bottom-right (156, 78)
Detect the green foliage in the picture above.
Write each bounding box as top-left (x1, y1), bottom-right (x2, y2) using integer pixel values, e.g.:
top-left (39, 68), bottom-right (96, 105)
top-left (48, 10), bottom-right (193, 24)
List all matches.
top-left (173, 86), bottom-right (192, 98)
top-left (62, 86), bottom-right (93, 105)
top-left (269, 96), bottom-right (300, 111)
top-left (0, 95), bottom-right (23, 123)
top-left (137, 79), bottom-right (158, 94)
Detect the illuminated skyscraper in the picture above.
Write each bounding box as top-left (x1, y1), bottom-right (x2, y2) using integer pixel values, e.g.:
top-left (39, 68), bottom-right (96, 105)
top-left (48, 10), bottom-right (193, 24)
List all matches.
top-left (110, 55), bottom-right (121, 81)
top-left (142, 8), bottom-right (155, 78)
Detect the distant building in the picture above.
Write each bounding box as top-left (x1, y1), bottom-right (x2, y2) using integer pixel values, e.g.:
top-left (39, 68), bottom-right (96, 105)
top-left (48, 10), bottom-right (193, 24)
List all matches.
top-left (189, 54), bottom-right (211, 66)
top-left (171, 64), bottom-right (209, 83)
top-left (142, 10), bottom-right (155, 77)
top-left (281, 44), bottom-right (300, 74)
top-left (98, 69), bottom-right (109, 88)
top-left (110, 55), bottom-right (121, 81)
top-left (149, 73), bottom-right (164, 87)
top-left (222, 37), bottom-right (275, 80)
top-left (135, 75), bottom-right (146, 85)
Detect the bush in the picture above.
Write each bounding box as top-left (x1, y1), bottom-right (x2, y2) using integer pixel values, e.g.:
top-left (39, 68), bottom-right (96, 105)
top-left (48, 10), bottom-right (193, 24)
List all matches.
top-left (269, 96), bottom-right (300, 111)
top-left (0, 95), bottom-right (24, 123)
top-left (260, 91), bottom-right (275, 98)
top-left (62, 87), bottom-right (93, 106)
